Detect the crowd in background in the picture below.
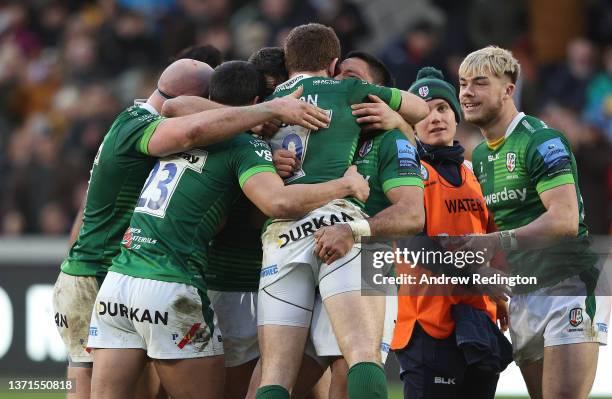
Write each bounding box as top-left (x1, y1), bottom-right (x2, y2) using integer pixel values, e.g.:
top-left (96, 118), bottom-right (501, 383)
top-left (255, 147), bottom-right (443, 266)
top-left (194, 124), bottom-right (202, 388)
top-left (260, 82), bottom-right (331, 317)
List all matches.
top-left (0, 0), bottom-right (610, 236)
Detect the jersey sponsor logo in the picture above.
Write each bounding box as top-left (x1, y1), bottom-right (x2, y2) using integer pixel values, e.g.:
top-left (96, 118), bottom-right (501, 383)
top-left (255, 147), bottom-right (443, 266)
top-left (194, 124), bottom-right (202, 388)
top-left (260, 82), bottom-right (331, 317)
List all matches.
top-left (277, 212), bottom-right (355, 248)
top-left (484, 187), bottom-right (527, 205)
top-left (312, 79), bottom-right (340, 86)
top-left (536, 138), bottom-right (569, 168)
top-left (54, 312), bottom-right (68, 328)
top-left (444, 198), bottom-right (485, 214)
top-left (396, 139), bottom-right (418, 168)
top-left (358, 140), bottom-right (373, 157)
top-left (569, 307), bottom-right (583, 327)
top-left (96, 300), bottom-right (169, 325)
top-left (418, 86), bottom-right (429, 97)
top-left (260, 265), bottom-right (278, 277)
top-left (420, 164), bottom-right (429, 180)
top-left (434, 377), bottom-right (455, 385)
top-left (487, 153), bottom-right (500, 162)
top-left (89, 326), bottom-right (98, 337)
top-left (506, 152), bottom-right (517, 172)
top-left (122, 229), bottom-right (133, 249)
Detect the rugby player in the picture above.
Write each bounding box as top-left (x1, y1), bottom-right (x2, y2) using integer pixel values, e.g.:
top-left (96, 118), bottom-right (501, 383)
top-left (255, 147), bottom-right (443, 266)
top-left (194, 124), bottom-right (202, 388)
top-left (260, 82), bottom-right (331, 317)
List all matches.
top-left (306, 51), bottom-right (425, 399)
top-left (52, 58), bottom-right (330, 399)
top-left (256, 23), bottom-right (428, 399)
top-left (459, 46), bottom-right (610, 399)
top-left (86, 60), bottom-right (370, 399)
top-left (391, 66), bottom-right (511, 399)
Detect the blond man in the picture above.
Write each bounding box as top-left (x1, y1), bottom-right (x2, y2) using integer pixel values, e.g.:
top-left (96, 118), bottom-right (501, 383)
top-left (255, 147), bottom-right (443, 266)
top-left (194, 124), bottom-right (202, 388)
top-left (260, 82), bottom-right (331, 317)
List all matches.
top-left (459, 46), bottom-right (609, 399)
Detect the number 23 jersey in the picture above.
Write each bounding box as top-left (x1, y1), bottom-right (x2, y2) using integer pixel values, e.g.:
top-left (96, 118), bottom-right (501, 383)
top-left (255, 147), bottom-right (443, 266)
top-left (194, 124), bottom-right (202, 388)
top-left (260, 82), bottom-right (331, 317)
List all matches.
top-left (109, 134), bottom-right (275, 293)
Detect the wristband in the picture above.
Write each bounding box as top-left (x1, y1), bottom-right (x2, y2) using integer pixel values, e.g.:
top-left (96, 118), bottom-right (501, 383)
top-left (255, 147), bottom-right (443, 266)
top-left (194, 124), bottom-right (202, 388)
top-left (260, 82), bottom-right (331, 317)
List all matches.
top-left (347, 220), bottom-right (371, 243)
top-left (498, 229), bottom-right (518, 250)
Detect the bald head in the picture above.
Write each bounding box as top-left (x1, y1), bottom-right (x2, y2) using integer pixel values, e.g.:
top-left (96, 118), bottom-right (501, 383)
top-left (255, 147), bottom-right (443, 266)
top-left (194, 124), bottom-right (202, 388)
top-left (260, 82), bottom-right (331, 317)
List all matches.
top-left (157, 58), bottom-right (214, 99)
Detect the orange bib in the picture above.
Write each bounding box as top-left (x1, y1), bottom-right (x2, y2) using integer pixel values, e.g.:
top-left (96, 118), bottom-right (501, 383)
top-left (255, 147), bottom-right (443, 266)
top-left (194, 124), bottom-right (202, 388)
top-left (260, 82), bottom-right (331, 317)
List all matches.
top-left (391, 161), bottom-right (497, 350)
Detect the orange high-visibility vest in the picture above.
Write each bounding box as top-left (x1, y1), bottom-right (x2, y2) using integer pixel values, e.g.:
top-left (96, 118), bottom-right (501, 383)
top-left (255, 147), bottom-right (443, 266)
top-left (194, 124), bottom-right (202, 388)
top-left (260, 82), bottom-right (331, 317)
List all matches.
top-left (391, 161), bottom-right (497, 350)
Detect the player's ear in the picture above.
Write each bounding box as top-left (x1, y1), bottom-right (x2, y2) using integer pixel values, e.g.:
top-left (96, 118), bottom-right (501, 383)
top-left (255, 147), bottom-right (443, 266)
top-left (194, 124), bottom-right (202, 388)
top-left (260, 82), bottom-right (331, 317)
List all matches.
top-left (328, 58), bottom-right (339, 78)
top-left (505, 82), bottom-right (516, 98)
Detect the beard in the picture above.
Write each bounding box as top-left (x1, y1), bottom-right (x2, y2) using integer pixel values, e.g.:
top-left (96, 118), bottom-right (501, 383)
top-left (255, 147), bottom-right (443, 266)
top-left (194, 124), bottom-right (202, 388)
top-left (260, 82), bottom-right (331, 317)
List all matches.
top-left (464, 97), bottom-right (504, 128)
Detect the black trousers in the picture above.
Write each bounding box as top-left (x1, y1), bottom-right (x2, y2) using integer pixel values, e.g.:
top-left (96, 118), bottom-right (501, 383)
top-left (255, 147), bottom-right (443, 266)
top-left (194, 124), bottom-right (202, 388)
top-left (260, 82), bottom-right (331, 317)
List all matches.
top-left (394, 323), bottom-right (500, 399)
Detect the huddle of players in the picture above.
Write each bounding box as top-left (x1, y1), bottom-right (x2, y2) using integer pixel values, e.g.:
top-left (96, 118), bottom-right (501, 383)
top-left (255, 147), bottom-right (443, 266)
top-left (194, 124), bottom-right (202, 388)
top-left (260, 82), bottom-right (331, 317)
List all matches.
top-left (52, 22), bottom-right (609, 399)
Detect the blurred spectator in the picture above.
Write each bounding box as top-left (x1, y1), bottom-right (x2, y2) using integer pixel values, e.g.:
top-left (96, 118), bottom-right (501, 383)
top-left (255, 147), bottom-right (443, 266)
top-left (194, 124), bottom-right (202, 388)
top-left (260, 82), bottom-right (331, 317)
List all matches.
top-left (540, 104), bottom-right (611, 234)
top-left (542, 37), bottom-right (597, 111)
top-left (584, 45), bottom-right (612, 141)
top-left (311, 0), bottom-right (370, 53)
top-left (379, 20), bottom-right (445, 89)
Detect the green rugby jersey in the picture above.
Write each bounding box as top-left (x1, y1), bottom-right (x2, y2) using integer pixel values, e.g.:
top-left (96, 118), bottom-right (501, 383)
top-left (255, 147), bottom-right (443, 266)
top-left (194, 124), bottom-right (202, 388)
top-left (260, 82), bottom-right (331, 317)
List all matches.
top-left (205, 195), bottom-right (263, 292)
top-left (268, 74), bottom-right (401, 187)
top-left (472, 112), bottom-right (591, 290)
top-left (109, 134), bottom-right (275, 293)
top-left (61, 103), bottom-right (163, 278)
top-left (353, 130), bottom-right (423, 216)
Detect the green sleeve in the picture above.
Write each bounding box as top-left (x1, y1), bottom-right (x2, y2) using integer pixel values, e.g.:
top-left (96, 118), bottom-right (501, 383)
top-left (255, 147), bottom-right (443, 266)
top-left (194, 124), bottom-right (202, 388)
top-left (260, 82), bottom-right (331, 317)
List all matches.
top-left (114, 107), bottom-right (164, 156)
top-left (346, 78), bottom-right (402, 111)
top-left (379, 130), bottom-right (423, 192)
top-left (231, 136), bottom-right (277, 187)
top-left (525, 129), bottom-right (575, 194)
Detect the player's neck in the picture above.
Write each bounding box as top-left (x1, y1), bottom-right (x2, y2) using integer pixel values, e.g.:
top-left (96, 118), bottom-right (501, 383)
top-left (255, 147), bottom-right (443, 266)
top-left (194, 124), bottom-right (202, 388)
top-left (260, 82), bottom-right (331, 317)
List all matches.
top-left (480, 103), bottom-right (519, 143)
top-left (288, 70), bottom-right (330, 79)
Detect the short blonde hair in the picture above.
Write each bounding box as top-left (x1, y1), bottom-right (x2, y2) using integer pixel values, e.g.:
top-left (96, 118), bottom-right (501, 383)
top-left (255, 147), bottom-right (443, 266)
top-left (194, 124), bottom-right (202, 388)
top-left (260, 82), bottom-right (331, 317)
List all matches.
top-left (459, 46), bottom-right (520, 83)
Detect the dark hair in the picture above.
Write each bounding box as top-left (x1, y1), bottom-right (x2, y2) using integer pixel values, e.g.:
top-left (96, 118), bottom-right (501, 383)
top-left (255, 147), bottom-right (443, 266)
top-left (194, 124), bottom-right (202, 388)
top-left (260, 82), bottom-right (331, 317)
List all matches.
top-left (174, 45), bottom-right (223, 68)
top-left (344, 50), bottom-right (394, 87)
top-left (209, 61), bottom-right (263, 106)
top-left (284, 23), bottom-right (340, 74)
top-left (248, 47), bottom-right (287, 97)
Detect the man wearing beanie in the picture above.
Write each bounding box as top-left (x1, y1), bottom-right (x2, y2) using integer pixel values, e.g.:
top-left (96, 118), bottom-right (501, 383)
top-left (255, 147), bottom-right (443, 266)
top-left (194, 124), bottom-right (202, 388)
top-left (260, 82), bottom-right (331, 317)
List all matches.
top-left (390, 66), bottom-right (512, 399)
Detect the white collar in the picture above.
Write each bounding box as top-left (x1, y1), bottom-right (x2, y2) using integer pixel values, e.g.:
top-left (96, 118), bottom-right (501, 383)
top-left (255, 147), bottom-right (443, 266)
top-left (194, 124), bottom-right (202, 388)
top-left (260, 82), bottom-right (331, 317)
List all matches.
top-left (274, 73), bottom-right (314, 93)
top-left (133, 100), bottom-right (159, 115)
top-left (504, 112), bottom-right (526, 139)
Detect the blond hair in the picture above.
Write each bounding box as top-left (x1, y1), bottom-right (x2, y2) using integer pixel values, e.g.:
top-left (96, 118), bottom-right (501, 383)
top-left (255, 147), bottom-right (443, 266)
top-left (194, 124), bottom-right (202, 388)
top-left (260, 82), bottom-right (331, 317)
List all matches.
top-left (459, 46), bottom-right (520, 83)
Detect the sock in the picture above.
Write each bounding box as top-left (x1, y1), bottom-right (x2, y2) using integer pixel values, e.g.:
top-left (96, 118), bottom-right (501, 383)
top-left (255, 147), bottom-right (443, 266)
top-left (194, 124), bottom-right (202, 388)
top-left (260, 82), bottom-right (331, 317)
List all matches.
top-left (347, 362), bottom-right (388, 399)
top-left (255, 385), bottom-right (290, 399)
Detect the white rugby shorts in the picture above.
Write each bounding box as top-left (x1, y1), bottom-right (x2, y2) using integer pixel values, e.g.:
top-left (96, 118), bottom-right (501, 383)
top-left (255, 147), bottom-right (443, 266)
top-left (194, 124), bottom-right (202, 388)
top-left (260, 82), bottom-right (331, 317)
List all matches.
top-left (258, 199), bottom-right (368, 328)
top-left (52, 271), bottom-right (100, 364)
top-left (88, 271), bottom-right (223, 359)
top-left (509, 273), bottom-right (609, 366)
top-left (209, 290), bottom-right (259, 367)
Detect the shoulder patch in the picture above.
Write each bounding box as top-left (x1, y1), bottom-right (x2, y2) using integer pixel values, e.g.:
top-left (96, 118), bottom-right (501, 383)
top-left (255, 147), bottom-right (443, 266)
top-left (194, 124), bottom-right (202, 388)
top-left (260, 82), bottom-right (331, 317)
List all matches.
top-left (396, 139), bottom-right (418, 168)
top-left (536, 137), bottom-right (569, 167)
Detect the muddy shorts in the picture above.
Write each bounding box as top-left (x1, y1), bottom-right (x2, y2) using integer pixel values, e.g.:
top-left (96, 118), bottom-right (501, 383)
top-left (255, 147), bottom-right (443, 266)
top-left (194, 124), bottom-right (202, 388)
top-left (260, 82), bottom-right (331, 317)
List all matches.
top-left (87, 271), bottom-right (223, 359)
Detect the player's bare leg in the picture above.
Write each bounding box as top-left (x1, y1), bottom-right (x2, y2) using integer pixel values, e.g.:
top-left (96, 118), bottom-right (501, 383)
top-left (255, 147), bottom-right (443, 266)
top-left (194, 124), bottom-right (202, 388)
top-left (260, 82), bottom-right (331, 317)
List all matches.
top-left (225, 358), bottom-right (258, 399)
top-left (293, 355), bottom-right (327, 399)
top-left (134, 362), bottom-right (168, 399)
top-left (154, 355), bottom-right (225, 399)
top-left (542, 343), bottom-right (598, 399)
top-left (329, 358), bottom-right (348, 399)
top-left (519, 359), bottom-right (543, 399)
top-left (258, 325), bottom-right (309, 394)
top-left (306, 366), bottom-right (331, 399)
top-left (323, 291), bottom-right (386, 399)
top-left (67, 365), bottom-right (92, 399)
top-left (91, 348), bottom-right (147, 399)
top-left (247, 354), bottom-right (325, 399)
